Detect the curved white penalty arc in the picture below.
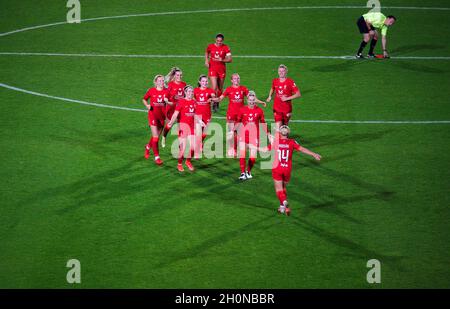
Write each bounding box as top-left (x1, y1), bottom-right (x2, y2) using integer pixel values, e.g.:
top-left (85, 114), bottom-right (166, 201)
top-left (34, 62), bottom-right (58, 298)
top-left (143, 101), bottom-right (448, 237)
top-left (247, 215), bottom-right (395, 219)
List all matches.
top-left (1, 5), bottom-right (449, 37)
top-left (0, 82), bottom-right (145, 113)
top-left (1, 82), bottom-right (449, 125)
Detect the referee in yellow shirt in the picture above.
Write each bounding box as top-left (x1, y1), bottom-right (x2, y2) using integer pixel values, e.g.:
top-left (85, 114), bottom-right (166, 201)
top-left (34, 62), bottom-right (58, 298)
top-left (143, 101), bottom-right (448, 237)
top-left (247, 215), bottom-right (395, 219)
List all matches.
top-left (356, 12), bottom-right (397, 59)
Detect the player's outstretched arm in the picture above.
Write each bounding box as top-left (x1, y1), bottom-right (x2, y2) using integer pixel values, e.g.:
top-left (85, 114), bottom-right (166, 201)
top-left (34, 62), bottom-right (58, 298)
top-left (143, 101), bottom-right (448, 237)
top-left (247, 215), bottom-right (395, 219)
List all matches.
top-left (208, 93), bottom-right (217, 106)
top-left (255, 97), bottom-right (267, 107)
top-left (213, 95), bottom-right (225, 103)
top-left (167, 111), bottom-right (180, 128)
top-left (299, 146), bottom-right (321, 161)
top-left (266, 88), bottom-right (274, 103)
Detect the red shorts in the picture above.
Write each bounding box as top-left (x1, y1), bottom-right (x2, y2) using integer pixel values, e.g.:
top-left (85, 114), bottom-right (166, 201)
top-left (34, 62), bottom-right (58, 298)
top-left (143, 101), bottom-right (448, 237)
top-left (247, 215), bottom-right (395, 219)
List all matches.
top-left (226, 111), bottom-right (240, 123)
top-left (273, 110), bottom-right (292, 124)
top-left (272, 168), bottom-right (292, 182)
top-left (195, 111), bottom-right (212, 126)
top-left (148, 110), bottom-right (165, 128)
top-left (178, 122), bottom-right (195, 138)
top-left (238, 129), bottom-right (259, 146)
top-left (209, 64), bottom-right (226, 79)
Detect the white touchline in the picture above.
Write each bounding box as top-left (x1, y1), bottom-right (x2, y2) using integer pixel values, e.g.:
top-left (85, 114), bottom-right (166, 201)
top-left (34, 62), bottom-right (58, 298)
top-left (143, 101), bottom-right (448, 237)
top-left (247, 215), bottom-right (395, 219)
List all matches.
top-left (1, 82), bottom-right (449, 125)
top-left (1, 52), bottom-right (449, 60)
top-left (0, 6), bottom-right (449, 37)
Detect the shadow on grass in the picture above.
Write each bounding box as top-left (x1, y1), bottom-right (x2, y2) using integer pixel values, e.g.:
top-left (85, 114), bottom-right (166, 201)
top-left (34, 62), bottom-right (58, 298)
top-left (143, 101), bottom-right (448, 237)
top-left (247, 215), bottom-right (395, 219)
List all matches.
top-left (310, 59), bottom-right (368, 72)
top-left (389, 61), bottom-right (447, 74)
top-left (289, 216), bottom-right (406, 271)
top-left (296, 129), bottom-right (393, 148)
top-left (153, 191), bottom-right (403, 273)
top-left (49, 127), bottom-right (144, 157)
top-left (8, 155), bottom-right (188, 230)
top-left (154, 215), bottom-right (276, 270)
top-left (390, 44), bottom-right (445, 54)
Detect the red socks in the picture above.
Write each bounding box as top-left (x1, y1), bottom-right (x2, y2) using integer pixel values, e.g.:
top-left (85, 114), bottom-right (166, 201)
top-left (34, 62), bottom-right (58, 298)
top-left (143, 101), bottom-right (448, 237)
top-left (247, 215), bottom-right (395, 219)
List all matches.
top-left (151, 136), bottom-right (159, 157)
top-left (247, 158), bottom-right (256, 172)
top-left (276, 190), bottom-right (287, 204)
top-left (147, 136), bottom-right (153, 150)
top-left (239, 158), bottom-right (246, 173)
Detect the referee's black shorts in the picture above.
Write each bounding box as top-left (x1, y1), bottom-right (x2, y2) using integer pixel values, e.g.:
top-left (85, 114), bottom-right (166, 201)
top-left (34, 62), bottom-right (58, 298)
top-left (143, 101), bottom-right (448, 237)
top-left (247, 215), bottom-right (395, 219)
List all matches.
top-left (357, 16), bottom-right (375, 33)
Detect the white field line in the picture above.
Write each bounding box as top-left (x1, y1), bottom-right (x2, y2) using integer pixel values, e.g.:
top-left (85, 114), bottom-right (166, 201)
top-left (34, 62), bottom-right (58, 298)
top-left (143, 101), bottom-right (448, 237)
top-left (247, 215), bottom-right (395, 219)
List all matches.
top-left (0, 52), bottom-right (450, 60)
top-left (0, 82), bottom-right (144, 113)
top-left (1, 7), bottom-right (449, 123)
top-left (1, 6), bottom-right (449, 37)
top-left (1, 82), bottom-right (449, 125)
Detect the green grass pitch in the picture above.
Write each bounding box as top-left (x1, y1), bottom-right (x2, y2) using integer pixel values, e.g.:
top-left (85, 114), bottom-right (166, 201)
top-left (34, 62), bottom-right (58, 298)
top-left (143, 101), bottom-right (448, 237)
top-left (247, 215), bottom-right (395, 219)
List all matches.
top-left (0, 0), bottom-right (449, 288)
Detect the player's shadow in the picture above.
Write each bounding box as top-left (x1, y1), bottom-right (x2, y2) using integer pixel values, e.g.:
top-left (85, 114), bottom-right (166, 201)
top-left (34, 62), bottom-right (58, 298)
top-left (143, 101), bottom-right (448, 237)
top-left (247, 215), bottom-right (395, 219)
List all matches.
top-left (388, 61), bottom-right (446, 74)
top-left (289, 216), bottom-right (406, 271)
top-left (153, 214), bottom-right (278, 270)
top-left (291, 129), bottom-right (393, 148)
top-left (49, 127), bottom-right (145, 159)
top-left (288, 180), bottom-right (394, 225)
top-left (37, 128), bottom-right (200, 218)
top-left (291, 160), bottom-right (395, 224)
top-left (300, 161), bottom-right (395, 198)
top-left (189, 158), bottom-right (277, 211)
top-left (390, 44), bottom-right (445, 54)
top-left (310, 59), bottom-right (368, 72)
top-left (300, 88), bottom-right (315, 96)
top-left (8, 155), bottom-right (186, 226)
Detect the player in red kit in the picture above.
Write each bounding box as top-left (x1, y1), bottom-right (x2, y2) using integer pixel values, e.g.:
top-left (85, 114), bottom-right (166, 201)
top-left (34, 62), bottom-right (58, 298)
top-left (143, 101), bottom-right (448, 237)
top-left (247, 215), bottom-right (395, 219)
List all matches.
top-left (167, 86), bottom-right (204, 172)
top-left (214, 73), bottom-right (248, 157)
top-left (194, 75), bottom-right (216, 154)
top-left (205, 33), bottom-right (232, 112)
top-left (143, 75), bottom-right (171, 165)
top-left (236, 91), bottom-right (272, 180)
top-left (161, 67), bottom-right (186, 148)
top-left (266, 64), bottom-right (301, 130)
top-left (214, 73), bottom-right (266, 157)
top-left (256, 125), bottom-right (321, 215)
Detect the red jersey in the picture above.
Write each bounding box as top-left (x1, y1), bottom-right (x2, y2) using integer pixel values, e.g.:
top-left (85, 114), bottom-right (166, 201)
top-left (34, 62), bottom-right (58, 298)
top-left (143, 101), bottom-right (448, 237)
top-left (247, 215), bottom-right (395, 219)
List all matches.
top-left (194, 87), bottom-right (215, 117)
top-left (269, 138), bottom-right (302, 171)
top-left (206, 43), bottom-right (231, 68)
top-left (167, 81), bottom-right (187, 104)
top-left (223, 85), bottom-right (249, 115)
top-left (143, 87), bottom-right (169, 111)
top-left (271, 78), bottom-right (300, 113)
top-left (238, 106), bottom-right (266, 145)
top-left (175, 98), bottom-right (197, 126)
top-left (238, 106), bottom-right (266, 126)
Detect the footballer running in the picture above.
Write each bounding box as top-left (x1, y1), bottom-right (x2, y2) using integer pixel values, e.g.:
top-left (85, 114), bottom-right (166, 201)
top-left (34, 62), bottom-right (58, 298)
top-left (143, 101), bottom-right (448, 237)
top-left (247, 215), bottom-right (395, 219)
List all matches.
top-left (256, 125), bottom-right (321, 215)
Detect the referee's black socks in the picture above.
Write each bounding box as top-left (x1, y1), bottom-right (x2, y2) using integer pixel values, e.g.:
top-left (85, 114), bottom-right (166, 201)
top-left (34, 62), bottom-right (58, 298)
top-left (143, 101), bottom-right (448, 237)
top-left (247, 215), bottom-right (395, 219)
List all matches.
top-left (357, 41), bottom-right (367, 54)
top-left (369, 39), bottom-right (378, 55)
